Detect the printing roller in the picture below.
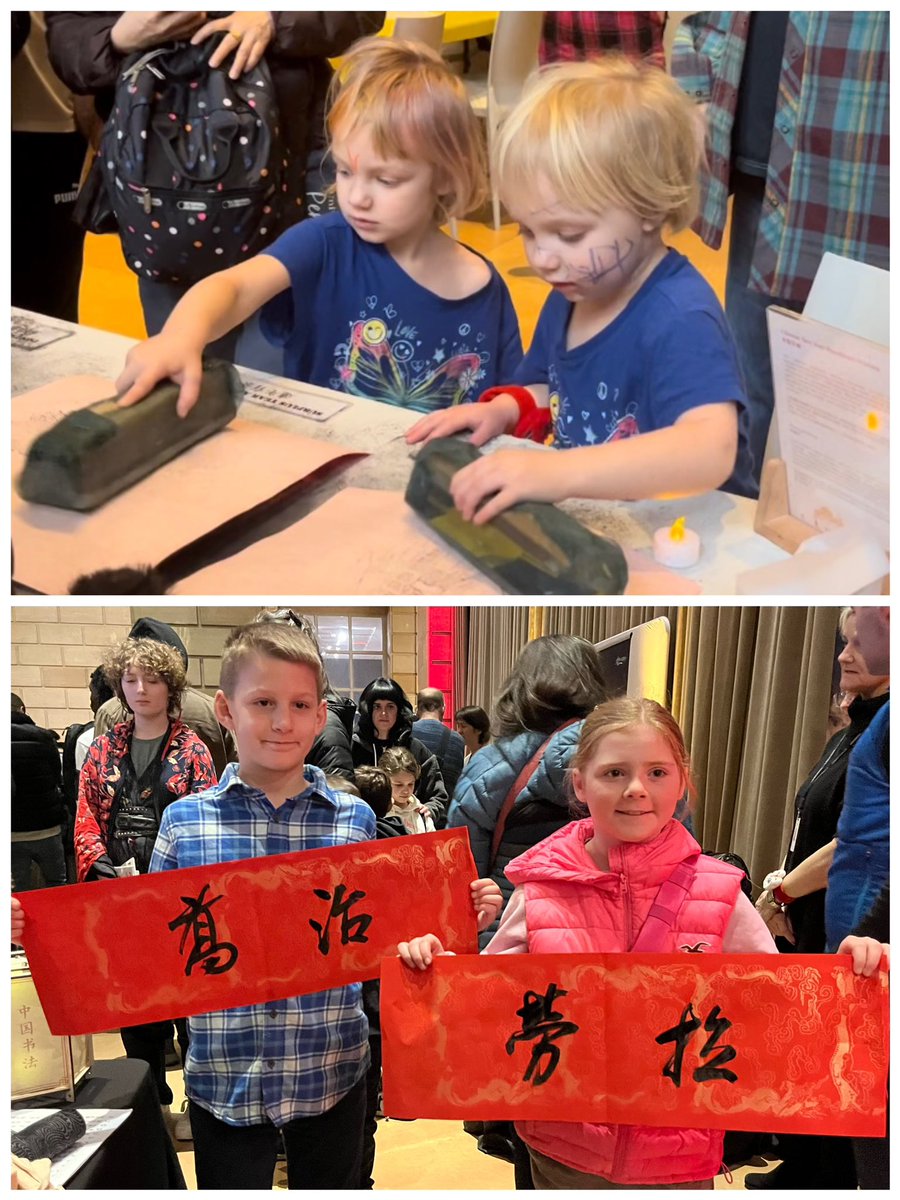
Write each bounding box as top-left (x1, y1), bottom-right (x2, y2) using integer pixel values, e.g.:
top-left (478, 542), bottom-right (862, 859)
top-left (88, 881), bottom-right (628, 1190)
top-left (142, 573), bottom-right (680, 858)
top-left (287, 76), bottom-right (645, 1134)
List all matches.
top-left (405, 437), bottom-right (628, 595)
top-left (17, 359), bottom-right (242, 512)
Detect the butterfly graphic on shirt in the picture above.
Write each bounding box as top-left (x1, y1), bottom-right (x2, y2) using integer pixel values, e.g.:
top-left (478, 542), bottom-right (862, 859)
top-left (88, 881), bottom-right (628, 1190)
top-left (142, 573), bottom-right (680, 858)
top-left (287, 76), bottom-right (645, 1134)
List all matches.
top-left (339, 319), bottom-right (482, 412)
top-left (605, 403), bottom-right (640, 441)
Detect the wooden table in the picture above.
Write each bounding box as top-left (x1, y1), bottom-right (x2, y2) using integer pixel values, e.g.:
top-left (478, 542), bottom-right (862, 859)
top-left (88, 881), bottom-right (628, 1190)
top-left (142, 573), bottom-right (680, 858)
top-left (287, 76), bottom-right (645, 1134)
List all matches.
top-left (12, 309), bottom-right (794, 596)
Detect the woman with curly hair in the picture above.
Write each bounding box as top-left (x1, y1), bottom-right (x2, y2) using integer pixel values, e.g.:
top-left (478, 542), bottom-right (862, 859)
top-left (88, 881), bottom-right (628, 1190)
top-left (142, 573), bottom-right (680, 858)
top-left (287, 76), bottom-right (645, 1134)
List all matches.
top-left (74, 634), bottom-right (216, 1113)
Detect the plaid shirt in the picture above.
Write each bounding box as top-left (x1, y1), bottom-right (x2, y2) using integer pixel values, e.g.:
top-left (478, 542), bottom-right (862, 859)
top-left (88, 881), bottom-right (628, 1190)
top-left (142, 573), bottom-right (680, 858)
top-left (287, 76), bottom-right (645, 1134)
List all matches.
top-left (671, 11), bottom-right (889, 301)
top-left (540, 11), bottom-right (666, 68)
top-left (150, 762), bottom-right (376, 1126)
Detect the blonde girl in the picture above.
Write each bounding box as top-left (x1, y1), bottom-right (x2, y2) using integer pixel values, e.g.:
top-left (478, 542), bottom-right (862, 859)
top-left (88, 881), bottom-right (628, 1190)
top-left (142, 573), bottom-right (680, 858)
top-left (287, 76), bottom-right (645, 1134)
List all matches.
top-left (116, 38), bottom-right (522, 416)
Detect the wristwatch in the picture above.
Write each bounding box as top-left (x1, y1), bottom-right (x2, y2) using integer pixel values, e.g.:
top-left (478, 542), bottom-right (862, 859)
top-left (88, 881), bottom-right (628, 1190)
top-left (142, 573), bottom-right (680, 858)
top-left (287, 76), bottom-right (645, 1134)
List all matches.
top-left (761, 869), bottom-right (787, 909)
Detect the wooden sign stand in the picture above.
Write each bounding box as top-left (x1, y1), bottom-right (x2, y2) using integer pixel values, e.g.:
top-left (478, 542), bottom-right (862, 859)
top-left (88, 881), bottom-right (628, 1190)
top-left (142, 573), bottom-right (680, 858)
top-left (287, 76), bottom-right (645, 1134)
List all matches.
top-left (752, 458), bottom-right (820, 553)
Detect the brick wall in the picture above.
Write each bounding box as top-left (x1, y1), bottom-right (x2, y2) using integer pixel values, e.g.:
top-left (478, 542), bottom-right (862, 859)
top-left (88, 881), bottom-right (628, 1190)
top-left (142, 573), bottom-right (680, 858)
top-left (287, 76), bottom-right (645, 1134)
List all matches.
top-left (11, 605), bottom-right (420, 733)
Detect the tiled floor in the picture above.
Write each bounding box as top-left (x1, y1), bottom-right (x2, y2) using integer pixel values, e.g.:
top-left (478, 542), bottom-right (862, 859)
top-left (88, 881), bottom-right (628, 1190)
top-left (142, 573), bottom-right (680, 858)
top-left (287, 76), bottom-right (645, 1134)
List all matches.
top-left (94, 1030), bottom-right (776, 1190)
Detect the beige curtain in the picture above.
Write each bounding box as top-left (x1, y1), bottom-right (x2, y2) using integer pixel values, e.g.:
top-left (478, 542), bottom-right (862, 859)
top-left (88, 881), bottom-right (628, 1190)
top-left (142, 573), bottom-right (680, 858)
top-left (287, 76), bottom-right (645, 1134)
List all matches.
top-left (462, 606), bottom-right (532, 710)
top-left (674, 606), bottom-right (840, 885)
top-left (452, 606), bottom-right (468, 716)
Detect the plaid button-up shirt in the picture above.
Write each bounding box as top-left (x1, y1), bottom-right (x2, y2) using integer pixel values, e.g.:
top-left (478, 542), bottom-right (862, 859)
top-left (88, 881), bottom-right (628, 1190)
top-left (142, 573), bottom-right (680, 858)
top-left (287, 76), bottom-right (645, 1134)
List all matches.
top-left (150, 763), bottom-right (376, 1126)
top-left (540, 11), bottom-right (666, 68)
top-left (671, 11), bottom-right (889, 301)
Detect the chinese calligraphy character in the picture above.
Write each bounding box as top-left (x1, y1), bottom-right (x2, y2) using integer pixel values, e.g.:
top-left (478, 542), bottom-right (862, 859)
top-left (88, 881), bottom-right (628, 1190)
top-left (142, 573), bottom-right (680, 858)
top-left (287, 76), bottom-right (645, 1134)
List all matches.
top-left (505, 983), bottom-right (580, 1086)
top-left (309, 884), bottom-right (372, 956)
top-left (655, 1002), bottom-right (738, 1087)
top-left (18, 1022), bottom-right (33, 1036)
top-left (168, 883), bottom-right (239, 976)
top-left (23, 1038), bottom-right (35, 1052)
top-left (17, 1005), bottom-right (31, 1019)
top-left (22, 1055), bottom-right (39, 1070)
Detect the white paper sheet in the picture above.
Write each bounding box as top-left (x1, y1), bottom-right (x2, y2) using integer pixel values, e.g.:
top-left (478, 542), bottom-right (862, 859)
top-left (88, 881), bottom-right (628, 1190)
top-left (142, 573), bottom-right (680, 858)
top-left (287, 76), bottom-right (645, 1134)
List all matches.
top-left (767, 308), bottom-right (889, 550)
top-left (173, 487), bottom-right (700, 596)
top-left (11, 1107), bottom-right (131, 1187)
top-left (239, 368), bottom-right (351, 423)
top-left (11, 313), bottom-right (76, 352)
top-left (12, 375), bottom-right (361, 594)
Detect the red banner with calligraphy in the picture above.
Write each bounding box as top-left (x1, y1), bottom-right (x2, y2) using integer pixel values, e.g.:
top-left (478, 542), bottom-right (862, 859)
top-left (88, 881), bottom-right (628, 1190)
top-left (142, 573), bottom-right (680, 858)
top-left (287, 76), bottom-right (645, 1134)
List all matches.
top-left (19, 830), bottom-right (477, 1035)
top-left (380, 953), bottom-right (888, 1137)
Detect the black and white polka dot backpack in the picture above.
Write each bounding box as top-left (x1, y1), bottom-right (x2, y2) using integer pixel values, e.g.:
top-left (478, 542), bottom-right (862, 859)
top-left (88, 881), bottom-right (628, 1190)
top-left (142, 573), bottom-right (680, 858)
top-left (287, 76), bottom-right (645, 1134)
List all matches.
top-left (101, 35), bottom-right (287, 285)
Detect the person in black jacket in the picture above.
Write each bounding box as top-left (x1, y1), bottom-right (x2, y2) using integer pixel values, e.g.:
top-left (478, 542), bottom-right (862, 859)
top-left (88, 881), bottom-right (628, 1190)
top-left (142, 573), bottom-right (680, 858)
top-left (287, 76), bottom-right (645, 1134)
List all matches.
top-left (11, 695), bottom-right (66, 891)
top-left (352, 679), bottom-right (448, 827)
top-left (44, 9), bottom-right (384, 364)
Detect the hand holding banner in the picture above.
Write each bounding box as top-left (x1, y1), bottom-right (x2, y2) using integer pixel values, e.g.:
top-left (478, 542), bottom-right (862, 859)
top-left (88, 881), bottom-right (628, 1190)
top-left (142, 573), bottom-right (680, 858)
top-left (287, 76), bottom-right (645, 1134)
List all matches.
top-left (381, 952), bottom-right (888, 1137)
top-left (19, 829), bottom-right (477, 1035)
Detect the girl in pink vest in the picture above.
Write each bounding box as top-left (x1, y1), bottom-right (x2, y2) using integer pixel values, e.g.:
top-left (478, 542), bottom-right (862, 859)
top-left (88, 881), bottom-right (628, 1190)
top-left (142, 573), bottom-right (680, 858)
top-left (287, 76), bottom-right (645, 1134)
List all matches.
top-left (400, 697), bottom-right (775, 1188)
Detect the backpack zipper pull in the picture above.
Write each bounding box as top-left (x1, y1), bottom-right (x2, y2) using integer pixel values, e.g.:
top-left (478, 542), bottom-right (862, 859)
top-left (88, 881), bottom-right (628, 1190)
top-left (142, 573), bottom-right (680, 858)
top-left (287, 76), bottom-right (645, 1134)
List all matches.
top-left (141, 188), bottom-right (152, 215)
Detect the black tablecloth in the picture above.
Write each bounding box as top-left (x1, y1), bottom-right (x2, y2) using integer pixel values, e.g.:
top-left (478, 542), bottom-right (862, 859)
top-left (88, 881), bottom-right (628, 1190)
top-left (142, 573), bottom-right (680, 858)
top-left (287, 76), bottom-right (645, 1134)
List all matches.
top-left (12, 1058), bottom-right (186, 1189)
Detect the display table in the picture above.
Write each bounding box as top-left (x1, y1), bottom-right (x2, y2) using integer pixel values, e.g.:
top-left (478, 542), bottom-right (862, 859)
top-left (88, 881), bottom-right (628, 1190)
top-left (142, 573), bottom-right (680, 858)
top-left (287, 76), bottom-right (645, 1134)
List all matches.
top-left (12, 310), bottom-right (791, 595)
top-left (12, 1058), bottom-right (185, 1190)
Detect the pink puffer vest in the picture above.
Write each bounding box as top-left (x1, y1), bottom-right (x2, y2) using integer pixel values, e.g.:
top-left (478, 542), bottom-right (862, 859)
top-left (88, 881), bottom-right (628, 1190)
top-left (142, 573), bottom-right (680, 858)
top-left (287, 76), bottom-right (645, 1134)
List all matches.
top-left (506, 818), bottom-right (743, 1186)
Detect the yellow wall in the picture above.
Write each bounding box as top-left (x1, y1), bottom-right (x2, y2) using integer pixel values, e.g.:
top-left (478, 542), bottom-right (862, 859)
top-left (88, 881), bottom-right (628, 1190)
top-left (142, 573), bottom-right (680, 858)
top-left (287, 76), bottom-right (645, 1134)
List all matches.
top-left (11, 605), bottom-right (420, 732)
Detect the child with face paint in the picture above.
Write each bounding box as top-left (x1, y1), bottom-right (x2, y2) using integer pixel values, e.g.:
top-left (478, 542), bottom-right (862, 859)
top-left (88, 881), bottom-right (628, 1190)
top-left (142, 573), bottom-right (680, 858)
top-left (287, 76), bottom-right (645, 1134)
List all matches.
top-left (408, 57), bottom-right (757, 519)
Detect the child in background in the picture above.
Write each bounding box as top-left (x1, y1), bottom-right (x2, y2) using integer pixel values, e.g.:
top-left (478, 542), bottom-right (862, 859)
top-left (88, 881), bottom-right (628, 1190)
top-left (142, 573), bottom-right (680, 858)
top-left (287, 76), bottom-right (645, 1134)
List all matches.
top-left (400, 698), bottom-right (775, 1189)
top-left (408, 58), bottom-right (756, 523)
top-left (355, 764), bottom-right (406, 840)
top-left (115, 38), bottom-right (522, 417)
top-left (379, 747), bottom-right (437, 835)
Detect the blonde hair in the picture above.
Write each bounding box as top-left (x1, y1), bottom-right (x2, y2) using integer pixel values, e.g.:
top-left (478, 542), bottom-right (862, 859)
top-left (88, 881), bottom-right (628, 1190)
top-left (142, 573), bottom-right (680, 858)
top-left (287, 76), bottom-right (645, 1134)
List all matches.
top-left (494, 57), bottom-right (700, 231)
top-left (219, 623), bottom-right (326, 700)
top-left (104, 637), bottom-right (185, 718)
top-left (327, 37), bottom-right (487, 221)
top-left (570, 697), bottom-right (695, 817)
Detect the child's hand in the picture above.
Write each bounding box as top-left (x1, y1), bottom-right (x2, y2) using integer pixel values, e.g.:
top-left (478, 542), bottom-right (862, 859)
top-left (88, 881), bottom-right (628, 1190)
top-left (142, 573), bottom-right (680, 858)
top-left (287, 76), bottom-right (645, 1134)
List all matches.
top-left (451, 447), bottom-right (569, 524)
top-left (837, 935), bottom-right (890, 976)
top-left (471, 878), bottom-right (502, 931)
top-left (406, 396), bottom-right (519, 447)
top-left (397, 934), bottom-right (446, 969)
top-left (115, 333), bottom-right (206, 418)
top-left (11, 895), bottom-right (25, 945)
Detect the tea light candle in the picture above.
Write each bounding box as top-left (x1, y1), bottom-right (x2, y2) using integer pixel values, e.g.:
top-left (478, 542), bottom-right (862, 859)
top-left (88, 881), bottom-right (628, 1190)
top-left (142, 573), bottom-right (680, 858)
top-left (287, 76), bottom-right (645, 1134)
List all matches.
top-left (653, 516), bottom-right (700, 569)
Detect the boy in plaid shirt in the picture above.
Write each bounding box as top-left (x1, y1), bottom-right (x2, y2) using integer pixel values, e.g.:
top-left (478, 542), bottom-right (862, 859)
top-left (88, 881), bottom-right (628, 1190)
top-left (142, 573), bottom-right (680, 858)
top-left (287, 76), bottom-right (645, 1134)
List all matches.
top-left (150, 622), bottom-right (500, 1188)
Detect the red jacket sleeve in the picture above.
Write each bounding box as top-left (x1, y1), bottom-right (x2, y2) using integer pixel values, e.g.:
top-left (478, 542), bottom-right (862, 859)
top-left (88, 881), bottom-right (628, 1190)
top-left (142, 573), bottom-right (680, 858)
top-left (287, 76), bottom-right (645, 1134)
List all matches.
top-left (74, 742), bottom-right (111, 882)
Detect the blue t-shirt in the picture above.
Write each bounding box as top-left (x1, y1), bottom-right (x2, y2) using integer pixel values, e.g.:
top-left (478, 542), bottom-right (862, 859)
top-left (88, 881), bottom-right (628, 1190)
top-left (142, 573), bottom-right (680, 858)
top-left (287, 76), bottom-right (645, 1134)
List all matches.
top-left (513, 250), bottom-right (755, 496)
top-left (260, 212), bottom-right (523, 413)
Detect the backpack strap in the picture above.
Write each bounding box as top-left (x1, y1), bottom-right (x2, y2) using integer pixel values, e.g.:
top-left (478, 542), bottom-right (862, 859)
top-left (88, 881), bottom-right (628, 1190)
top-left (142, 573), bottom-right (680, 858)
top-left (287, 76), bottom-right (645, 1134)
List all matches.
top-left (630, 859), bottom-right (699, 952)
top-left (488, 719), bottom-right (579, 871)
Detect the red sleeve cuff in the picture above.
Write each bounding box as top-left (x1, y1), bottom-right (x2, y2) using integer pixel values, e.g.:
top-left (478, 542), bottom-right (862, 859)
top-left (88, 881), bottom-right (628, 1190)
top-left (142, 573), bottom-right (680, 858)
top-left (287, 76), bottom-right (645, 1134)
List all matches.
top-left (476, 385), bottom-right (552, 443)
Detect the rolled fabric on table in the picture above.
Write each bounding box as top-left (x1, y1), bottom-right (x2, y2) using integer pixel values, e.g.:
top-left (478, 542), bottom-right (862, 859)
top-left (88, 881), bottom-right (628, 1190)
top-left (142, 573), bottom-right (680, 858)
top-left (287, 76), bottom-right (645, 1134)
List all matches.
top-left (11, 1107), bottom-right (87, 1161)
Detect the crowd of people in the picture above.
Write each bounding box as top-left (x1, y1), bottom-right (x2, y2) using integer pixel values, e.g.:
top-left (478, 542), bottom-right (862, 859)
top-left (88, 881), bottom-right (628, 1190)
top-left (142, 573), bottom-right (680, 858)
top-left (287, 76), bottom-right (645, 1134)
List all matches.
top-left (10, 606), bottom-right (889, 1189)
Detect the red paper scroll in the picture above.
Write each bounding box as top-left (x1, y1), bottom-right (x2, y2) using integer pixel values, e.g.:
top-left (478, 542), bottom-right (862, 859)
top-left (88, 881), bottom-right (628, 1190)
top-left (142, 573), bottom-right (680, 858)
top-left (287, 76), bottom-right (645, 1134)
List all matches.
top-left (381, 953), bottom-right (888, 1137)
top-left (19, 830), bottom-right (477, 1035)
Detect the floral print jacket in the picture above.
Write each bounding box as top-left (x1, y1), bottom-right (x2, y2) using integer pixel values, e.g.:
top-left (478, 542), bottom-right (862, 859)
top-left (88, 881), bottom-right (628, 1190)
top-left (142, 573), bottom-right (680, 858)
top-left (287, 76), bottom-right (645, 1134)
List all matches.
top-left (75, 719), bottom-right (215, 881)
